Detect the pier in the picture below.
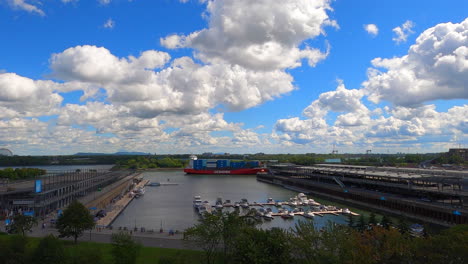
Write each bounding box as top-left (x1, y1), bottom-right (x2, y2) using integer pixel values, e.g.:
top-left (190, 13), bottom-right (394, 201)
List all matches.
top-left (96, 179), bottom-right (149, 227)
top-left (195, 195), bottom-right (359, 219)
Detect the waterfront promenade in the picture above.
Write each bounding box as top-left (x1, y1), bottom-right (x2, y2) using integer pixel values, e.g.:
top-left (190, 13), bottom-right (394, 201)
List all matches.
top-left (96, 179), bottom-right (149, 227)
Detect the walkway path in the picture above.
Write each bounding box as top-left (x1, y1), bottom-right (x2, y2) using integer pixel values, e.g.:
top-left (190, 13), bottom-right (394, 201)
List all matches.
top-left (96, 179), bottom-right (149, 227)
top-left (27, 225), bottom-right (200, 250)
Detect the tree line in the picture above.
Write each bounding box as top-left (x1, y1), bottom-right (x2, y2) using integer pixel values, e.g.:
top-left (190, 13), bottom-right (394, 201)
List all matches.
top-left (0, 168), bottom-right (46, 180)
top-left (116, 157), bottom-right (186, 169)
top-left (185, 210), bottom-right (467, 264)
top-left (2, 200), bottom-right (467, 264)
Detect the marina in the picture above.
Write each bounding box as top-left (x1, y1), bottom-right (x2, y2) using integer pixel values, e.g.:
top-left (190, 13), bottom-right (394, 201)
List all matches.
top-left (191, 193), bottom-right (359, 220)
top-left (111, 170), bottom-right (353, 231)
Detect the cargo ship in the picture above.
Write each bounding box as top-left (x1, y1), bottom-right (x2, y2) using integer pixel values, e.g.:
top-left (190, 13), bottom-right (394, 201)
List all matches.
top-left (184, 156), bottom-right (267, 175)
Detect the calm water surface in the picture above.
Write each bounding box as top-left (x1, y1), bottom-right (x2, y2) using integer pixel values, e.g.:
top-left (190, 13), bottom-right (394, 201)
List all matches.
top-left (112, 170), bottom-right (348, 231)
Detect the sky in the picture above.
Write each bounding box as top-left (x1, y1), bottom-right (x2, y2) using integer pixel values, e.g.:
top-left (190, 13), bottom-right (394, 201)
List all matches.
top-left (0, 0), bottom-right (467, 155)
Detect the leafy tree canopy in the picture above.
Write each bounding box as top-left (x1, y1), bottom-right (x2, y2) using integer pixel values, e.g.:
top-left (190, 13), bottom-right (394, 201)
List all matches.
top-left (56, 200), bottom-right (95, 244)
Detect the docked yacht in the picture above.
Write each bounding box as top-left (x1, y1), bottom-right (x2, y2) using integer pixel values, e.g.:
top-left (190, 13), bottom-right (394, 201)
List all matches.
top-left (134, 187), bottom-right (145, 198)
top-left (193, 196), bottom-right (202, 209)
top-left (215, 200), bottom-right (224, 210)
top-left (240, 198), bottom-right (249, 208)
top-left (281, 210), bottom-right (294, 219)
top-left (304, 211), bottom-right (315, 218)
top-left (341, 208), bottom-right (351, 214)
top-left (264, 211), bottom-right (274, 220)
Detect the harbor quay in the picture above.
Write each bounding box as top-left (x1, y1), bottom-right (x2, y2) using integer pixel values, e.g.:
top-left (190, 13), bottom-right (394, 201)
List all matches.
top-left (258, 164), bottom-right (468, 226)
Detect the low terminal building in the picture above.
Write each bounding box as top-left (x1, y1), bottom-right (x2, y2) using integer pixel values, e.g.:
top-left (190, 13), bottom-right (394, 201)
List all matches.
top-left (258, 163), bottom-right (468, 226)
top-left (0, 169), bottom-right (135, 219)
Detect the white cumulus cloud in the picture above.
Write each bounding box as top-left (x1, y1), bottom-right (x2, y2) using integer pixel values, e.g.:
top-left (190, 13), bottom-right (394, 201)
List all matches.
top-left (103, 18), bottom-right (115, 29)
top-left (392, 20), bottom-right (414, 44)
top-left (161, 0), bottom-right (336, 71)
top-left (364, 24), bottom-right (379, 36)
top-left (8, 0), bottom-right (45, 16)
top-left (364, 18), bottom-right (468, 106)
top-left (0, 73), bottom-right (63, 118)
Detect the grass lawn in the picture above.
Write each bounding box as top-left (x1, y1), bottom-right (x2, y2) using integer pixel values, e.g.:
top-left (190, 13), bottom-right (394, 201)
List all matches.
top-left (0, 235), bottom-right (207, 264)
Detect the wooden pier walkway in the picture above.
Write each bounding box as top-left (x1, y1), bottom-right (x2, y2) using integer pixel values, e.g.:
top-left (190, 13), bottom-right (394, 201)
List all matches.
top-left (270, 210), bottom-right (358, 217)
top-left (96, 179), bottom-right (149, 227)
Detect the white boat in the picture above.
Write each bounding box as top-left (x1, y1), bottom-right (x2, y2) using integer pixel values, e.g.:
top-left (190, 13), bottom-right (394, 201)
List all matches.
top-left (233, 202), bottom-right (240, 208)
top-left (193, 196), bottom-right (202, 209)
top-left (341, 208), bottom-right (351, 214)
top-left (266, 198), bottom-right (275, 204)
top-left (307, 199), bottom-right (320, 206)
top-left (215, 201), bottom-right (223, 210)
top-left (223, 199), bottom-right (232, 207)
top-left (263, 212), bottom-right (274, 220)
top-left (134, 187), bottom-right (145, 198)
top-left (199, 201), bottom-right (212, 215)
top-left (304, 211), bottom-right (315, 218)
top-left (311, 205), bottom-right (321, 212)
top-left (410, 224), bottom-right (424, 237)
top-left (240, 198), bottom-right (249, 208)
top-left (198, 205), bottom-right (207, 215)
top-left (280, 210), bottom-right (290, 219)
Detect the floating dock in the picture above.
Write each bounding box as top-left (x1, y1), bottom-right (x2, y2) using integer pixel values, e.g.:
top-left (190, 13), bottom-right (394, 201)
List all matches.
top-left (196, 196), bottom-right (359, 219)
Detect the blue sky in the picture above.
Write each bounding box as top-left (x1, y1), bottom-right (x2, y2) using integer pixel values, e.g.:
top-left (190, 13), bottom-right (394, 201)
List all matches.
top-left (0, 0), bottom-right (467, 155)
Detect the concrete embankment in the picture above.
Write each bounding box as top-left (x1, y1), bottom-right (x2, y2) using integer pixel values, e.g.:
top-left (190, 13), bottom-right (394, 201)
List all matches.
top-left (79, 172), bottom-right (141, 210)
top-left (96, 179), bottom-right (149, 227)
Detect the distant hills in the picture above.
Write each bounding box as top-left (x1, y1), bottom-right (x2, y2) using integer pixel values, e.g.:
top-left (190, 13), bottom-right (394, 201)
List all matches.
top-left (74, 152), bottom-right (151, 156)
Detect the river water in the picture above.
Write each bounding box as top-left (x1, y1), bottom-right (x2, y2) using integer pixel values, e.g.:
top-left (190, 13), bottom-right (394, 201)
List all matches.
top-left (111, 170), bottom-right (348, 232)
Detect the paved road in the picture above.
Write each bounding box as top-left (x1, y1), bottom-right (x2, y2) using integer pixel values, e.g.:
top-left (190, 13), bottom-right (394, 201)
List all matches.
top-left (25, 224), bottom-right (201, 250)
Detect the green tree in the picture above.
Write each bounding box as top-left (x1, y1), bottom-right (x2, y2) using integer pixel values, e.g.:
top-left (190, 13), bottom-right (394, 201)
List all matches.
top-left (357, 214), bottom-right (367, 232)
top-left (380, 215), bottom-right (392, 229)
top-left (184, 210), bottom-right (259, 264)
top-left (351, 226), bottom-right (412, 264)
top-left (290, 220), bottom-right (353, 264)
top-left (56, 200), bottom-right (95, 244)
top-left (347, 214), bottom-right (355, 228)
top-left (368, 212), bottom-right (378, 227)
top-left (397, 218), bottom-right (410, 234)
top-left (111, 232), bottom-right (141, 264)
top-left (32, 235), bottom-right (67, 264)
top-left (184, 213), bottom-right (224, 264)
top-left (231, 227), bottom-right (292, 264)
top-left (411, 224), bottom-right (468, 264)
top-left (8, 214), bottom-right (37, 236)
